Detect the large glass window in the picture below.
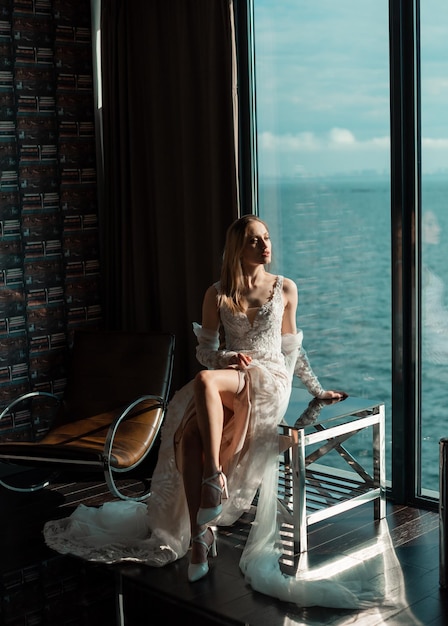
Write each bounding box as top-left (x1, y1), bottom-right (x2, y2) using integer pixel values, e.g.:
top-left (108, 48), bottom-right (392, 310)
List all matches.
top-left (420, 1), bottom-right (448, 496)
top-left (253, 1), bottom-right (392, 478)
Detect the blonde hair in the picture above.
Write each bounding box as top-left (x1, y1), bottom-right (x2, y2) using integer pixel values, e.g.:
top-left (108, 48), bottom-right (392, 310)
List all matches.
top-left (218, 215), bottom-right (269, 314)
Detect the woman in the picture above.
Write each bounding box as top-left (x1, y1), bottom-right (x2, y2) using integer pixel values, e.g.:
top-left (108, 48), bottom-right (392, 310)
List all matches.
top-left (47, 216), bottom-right (399, 609)
top-left (173, 215), bottom-right (344, 581)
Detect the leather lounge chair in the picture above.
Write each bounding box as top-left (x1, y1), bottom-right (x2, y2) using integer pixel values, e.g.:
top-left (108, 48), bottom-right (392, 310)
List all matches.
top-left (0, 330), bottom-right (175, 501)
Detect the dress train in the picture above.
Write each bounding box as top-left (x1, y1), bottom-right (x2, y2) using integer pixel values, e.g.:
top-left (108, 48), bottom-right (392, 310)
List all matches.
top-left (44, 378), bottom-right (410, 613)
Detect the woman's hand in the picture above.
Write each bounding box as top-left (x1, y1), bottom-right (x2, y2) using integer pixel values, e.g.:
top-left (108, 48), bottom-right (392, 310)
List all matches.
top-left (318, 390), bottom-right (348, 400)
top-left (229, 353), bottom-right (252, 369)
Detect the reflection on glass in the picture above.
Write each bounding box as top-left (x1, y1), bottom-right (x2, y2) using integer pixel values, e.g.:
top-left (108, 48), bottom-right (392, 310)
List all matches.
top-left (420, 0), bottom-right (448, 496)
top-left (421, 206), bottom-right (448, 494)
top-left (293, 395), bottom-right (346, 427)
top-left (422, 211), bottom-right (448, 364)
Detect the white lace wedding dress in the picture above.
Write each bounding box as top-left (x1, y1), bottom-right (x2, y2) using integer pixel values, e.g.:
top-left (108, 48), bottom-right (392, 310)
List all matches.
top-left (44, 276), bottom-right (407, 612)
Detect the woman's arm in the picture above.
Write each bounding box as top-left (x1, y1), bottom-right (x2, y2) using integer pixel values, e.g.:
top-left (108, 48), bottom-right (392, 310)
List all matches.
top-left (201, 285), bottom-right (221, 332)
top-left (281, 277), bottom-right (298, 335)
top-left (194, 285), bottom-right (239, 369)
top-left (281, 277), bottom-right (346, 400)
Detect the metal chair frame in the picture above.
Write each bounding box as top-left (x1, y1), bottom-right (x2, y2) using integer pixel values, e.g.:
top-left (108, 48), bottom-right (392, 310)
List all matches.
top-left (0, 331), bottom-right (175, 501)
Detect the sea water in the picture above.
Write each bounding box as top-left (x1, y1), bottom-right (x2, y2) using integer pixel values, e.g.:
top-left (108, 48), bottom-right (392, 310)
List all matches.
top-left (259, 176), bottom-right (448, 493)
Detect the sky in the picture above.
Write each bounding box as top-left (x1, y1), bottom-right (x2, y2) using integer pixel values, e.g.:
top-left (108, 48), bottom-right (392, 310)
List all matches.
top-left (253, 0), bottom-right (448, 178)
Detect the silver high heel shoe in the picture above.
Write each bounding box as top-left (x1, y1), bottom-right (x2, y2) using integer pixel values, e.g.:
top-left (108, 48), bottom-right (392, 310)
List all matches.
top-left (196, 470), bottom-right (228, 526)
top-left (188, 527), bottom-right (217, 582)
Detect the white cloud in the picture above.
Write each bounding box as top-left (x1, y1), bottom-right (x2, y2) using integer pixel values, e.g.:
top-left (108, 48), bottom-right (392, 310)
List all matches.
top-left (422, 137), bottom-right (448, 149)
top-left (259, 128), bottom-right (390, 153)
top-left (257, 129), bottom-right (448, 177)
top-left (329, 128), bottom-right (356, 145)
top-left (260, 131), bottom-right (318, 151)
top-left (254, 0), bottom-right (448, 178)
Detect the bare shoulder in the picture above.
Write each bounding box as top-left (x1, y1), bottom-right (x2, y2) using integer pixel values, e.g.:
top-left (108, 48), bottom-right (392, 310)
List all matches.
top-left (205, 283), bottom-right (219, 296)
top-left (281, 277), bottom-right (298, 310)
top-left (203, 283), bottom-right (219, 305)
top-left (202, 283), bottom-right (220, 329)
top-left (282, 276), bottom-right (298, 296)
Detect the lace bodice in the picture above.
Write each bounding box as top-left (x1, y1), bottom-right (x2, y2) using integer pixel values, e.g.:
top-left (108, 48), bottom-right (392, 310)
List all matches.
top-left (194, 275), bottom-right (324, 396)
top-left (217, 275), bottom-right (284, 358)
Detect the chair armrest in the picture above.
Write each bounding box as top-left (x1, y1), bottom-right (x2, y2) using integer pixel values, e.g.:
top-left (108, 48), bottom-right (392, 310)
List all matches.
top-left (0, 391), bottom-right (61, 426)
top-left (104, 394), bottom-right (167, 466)
top-left (0, 391), bottom-right (61, 440)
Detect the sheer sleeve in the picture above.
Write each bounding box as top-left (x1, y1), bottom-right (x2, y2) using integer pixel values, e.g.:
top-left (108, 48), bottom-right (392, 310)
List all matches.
top-left (193, 323), bottom-right (237, 369)
top-left (281, 332), bottom-right (325, 397)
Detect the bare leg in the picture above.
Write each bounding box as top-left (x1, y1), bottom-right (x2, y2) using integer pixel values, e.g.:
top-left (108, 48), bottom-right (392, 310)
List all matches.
top-left (193, 368), bottom-right (240, 478)
top-left (181, 368), bottom-right (240, 565)
top-left (180, 418), bottom-right (211, 564)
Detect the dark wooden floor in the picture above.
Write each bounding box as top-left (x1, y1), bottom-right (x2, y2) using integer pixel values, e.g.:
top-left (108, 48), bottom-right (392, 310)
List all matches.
top-left (1, 470), bottom-right (447, 625)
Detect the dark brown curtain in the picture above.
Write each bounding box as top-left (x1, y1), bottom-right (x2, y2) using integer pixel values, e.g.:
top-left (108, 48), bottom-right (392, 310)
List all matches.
top-left (99, 0), bottom-right (239, 389)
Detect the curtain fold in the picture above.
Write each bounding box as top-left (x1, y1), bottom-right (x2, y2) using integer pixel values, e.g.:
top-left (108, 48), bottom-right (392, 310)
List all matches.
top-left (99, 0), bottom-right (239, 388)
